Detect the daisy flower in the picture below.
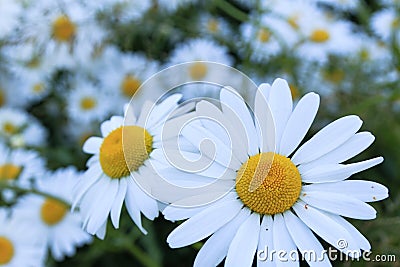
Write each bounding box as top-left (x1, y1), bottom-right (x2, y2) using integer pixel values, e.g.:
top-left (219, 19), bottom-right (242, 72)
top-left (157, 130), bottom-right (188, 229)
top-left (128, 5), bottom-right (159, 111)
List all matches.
top-left (73, 94), bottom-right (185, 239)
top-left (99, 50), bottom-right (161, 113)
top-left (66, 79), bottom-right (111, 124)
top-left (371, 7), bottom-right (400, 42)
top-left (0, 142), bottom-right (46, 189)
top-left (13, 167), bottom-right (92, 261)
top-left (164, 78), bottom-right (388, 266)
top-left (0, 108), bottom-right (47, 148)
top-left (0, 208), bottom-right (45, 267)
top-left (197, 13), bottom-right (232, 39)
top-left (0, 74), bottom-right (30, 108)
top-left (166, 39), bottom-right (234, 86)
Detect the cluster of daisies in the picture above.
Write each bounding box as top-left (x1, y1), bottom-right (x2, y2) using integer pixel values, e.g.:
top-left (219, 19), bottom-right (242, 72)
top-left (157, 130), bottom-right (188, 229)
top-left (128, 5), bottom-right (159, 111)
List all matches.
top-left (0, 0), bottom-right (395, 266)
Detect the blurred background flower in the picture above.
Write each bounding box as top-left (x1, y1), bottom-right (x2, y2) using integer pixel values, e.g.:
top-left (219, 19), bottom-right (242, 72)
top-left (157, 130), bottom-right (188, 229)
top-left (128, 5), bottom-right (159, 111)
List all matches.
top-left (0, 0), bottom-right (399, 266)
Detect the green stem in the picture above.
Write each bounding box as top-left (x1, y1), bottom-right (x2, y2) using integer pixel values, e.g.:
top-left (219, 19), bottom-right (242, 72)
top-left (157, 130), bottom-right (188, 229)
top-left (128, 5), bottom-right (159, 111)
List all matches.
top-left (0, 182), bottom-right (71, 207)
top-left (125, 243), bottom-right (160, 267)
top-left (214, 0), bottom-right (248, 22)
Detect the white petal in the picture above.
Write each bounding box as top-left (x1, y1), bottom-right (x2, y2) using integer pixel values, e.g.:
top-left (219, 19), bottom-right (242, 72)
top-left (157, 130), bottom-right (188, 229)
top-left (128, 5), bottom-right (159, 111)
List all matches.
top-left (128, 177), bottom-right (158, 220)
top-left (299, 132), bottom-right (375, 170)
top-left (268, 78), bottom-right (293, 149)
top-left (194, 208), bottom-right (250, 267)
top-left (136, 101), bottom-right (154, 127)
top-left (100, 120), bottom-right (114, 137)
top-left (291, 115), bottom-right (363, 165)
top-left (293, 201), bottom-right (361, 257)
top-left (302, 180), bottom-right (389, 202)
top-left (272, 213), bottom-right (299, 267)
top-left (301, 157), bottom-right (384, 183)
top-left (125, 185), bottom-right (147, 234)
top-left (300, 191), bottom-right (376, 220)
top-left (147, 94), bottom-right (182, 130)
top-left (167, 200), bottom-right (243, 248)
top-left (257, 215), bottom-right (274, 267)
top-left (324, 212), bottom-right (371, 251)
top-left (95, 220), bottom-right (107, 240)
top-left (220, 88), bottom-right (258, 156)
top-left (279, 93), bottom-right (319, 156)
top-left (225, 213), bottom-right (260, 267)
top-left (83, 137), bottom-right (102, 154)
top-left (110, 178), bottom-right (127, 229)
top-left (283, 210), bottom-right (332, 267)
top-left (255, 84), bottom-right (275, 153)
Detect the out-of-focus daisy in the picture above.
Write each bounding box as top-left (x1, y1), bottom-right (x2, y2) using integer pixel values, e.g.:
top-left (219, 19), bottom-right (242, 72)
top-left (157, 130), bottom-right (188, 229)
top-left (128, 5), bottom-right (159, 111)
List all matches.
top-left (0, 74), bottom-right (30, 108)
top-left (167, 39), bottom-right (233, 85)
top-left (66, 80), bottom-right (111, 124)
top-left (99, 51), bottom-right (161, 113)
top-left (371, 8), bottom-right (400, 42)
top-left (73, 94), bottom-right (184, 239)
top-left (0, 208), bottom-right (45, 267)
top-left (296, 11), bottom-right (358, 62)
top-left (13, 167), bottom-right (92, 261)
top-left (22, 0), bottom-right (106, 69)
top-left (165, 79), bottom-right (387, 266)
top-left (353, 34), bottom-right (391, 63)
top-left (0, 142), bottom-right (46, 188)
top-left (85, 0), bottom-right (151, 22)
top-left (0, 108), bottom-right (47, 148)
top-left (0, 0), bottom-right (22, 39)
top-left (197, 13), bottom-right (232, 39)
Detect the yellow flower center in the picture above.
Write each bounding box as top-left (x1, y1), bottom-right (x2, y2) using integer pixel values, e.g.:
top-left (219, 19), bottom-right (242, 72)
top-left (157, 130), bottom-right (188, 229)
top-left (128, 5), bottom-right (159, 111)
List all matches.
top-left (2, 122), bottom-right (18, 135)
top-left (236, 152), bottom-right (302, 215)
top-left (32, 83), bottom-right (45, 93)
top-left (99, 126), bottom-right (153, 179)
top-left (189, 62), bottom-right (208, 80)
top-left (0, 164), bottom-right (22, 181)
top-left (120, 75), bottom-right (142, 98)
top-left (287, 16), bottom-right (299, 29)
top-left (392, 18), bottom-right (399, 28)
top-left (52, 15), bottom-right (76, 42)
top-left (0, 89), bottom-right (4, 107)
top-left (80, 97), bottom-right (97, 111)
top-left (0, 236), bottom-right (14, 264)
top-left (41, 198), bottom-right (68, 226)
top-left (310, 29), bottom-right (330, 43)
top-left (207, 18), bottom-right (219, 33)
top-left (257, 28), bottom-right (271, 43)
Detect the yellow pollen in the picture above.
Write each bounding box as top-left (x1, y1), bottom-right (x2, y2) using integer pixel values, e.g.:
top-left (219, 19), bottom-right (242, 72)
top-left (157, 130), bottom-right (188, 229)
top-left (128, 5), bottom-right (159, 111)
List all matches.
top-left (41, 198), bottom-right (68, 226)
top-left (287, 16), bottom-right (299, 29)
top-left (120, 75), bottom-right (142, 98)
top-left (310, 29), bottom-right (330, 43)
top-left (257, 28), bottom-right (271, 43)
top-left (0, 164), bottom-right (22, 181)
top-left (236, 153), bottom-right (302, 215)
top-left (207, 18), bottom-right (219, 33)
top-left (392, 18), bottom-right (399, 28)
top-left (52, 15), bottom-right (76, 42)
top-left (32, 83), bottom-right (45, 93)
top-left (2, 122), bottom-right (18, 135)
top-left (80, 97), bottom-right (97, 111)
top-left (189, 62), bottom-right (208, 80)
top-left (0, 236), bottom-right (14, 264)
top-left (99, 126), bottom-right (153, 179)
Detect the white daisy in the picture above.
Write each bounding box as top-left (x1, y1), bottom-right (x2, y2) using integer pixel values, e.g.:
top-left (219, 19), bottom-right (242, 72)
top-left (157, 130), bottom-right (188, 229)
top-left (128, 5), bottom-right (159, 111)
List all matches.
top-left (0, 73), bottom-right (30, 108)
top-left (99, 50), bottom-right (161, 113)
top-left (296, 11), bottom-right (358, 63)
top-left (0, 108), bottom-right (47, 148)
top-left (73, 94), bottom-right (185, 239)
top-left (0, 142), bottom-right (46, 189)
top-left (164, 78), bottom-right (388, 266)
top-left (66, 79), bottom-right (111, 124)
top-left (166, 39), bottom-right (233, 86)
top-left (13, 167), bottom-right (92, 261)
top-left (197, 13), bottom-right (232, 39)
top-left (0, 208), bottom-right (45, 267)
top-left (371, 7), bottom-right (400, 42)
